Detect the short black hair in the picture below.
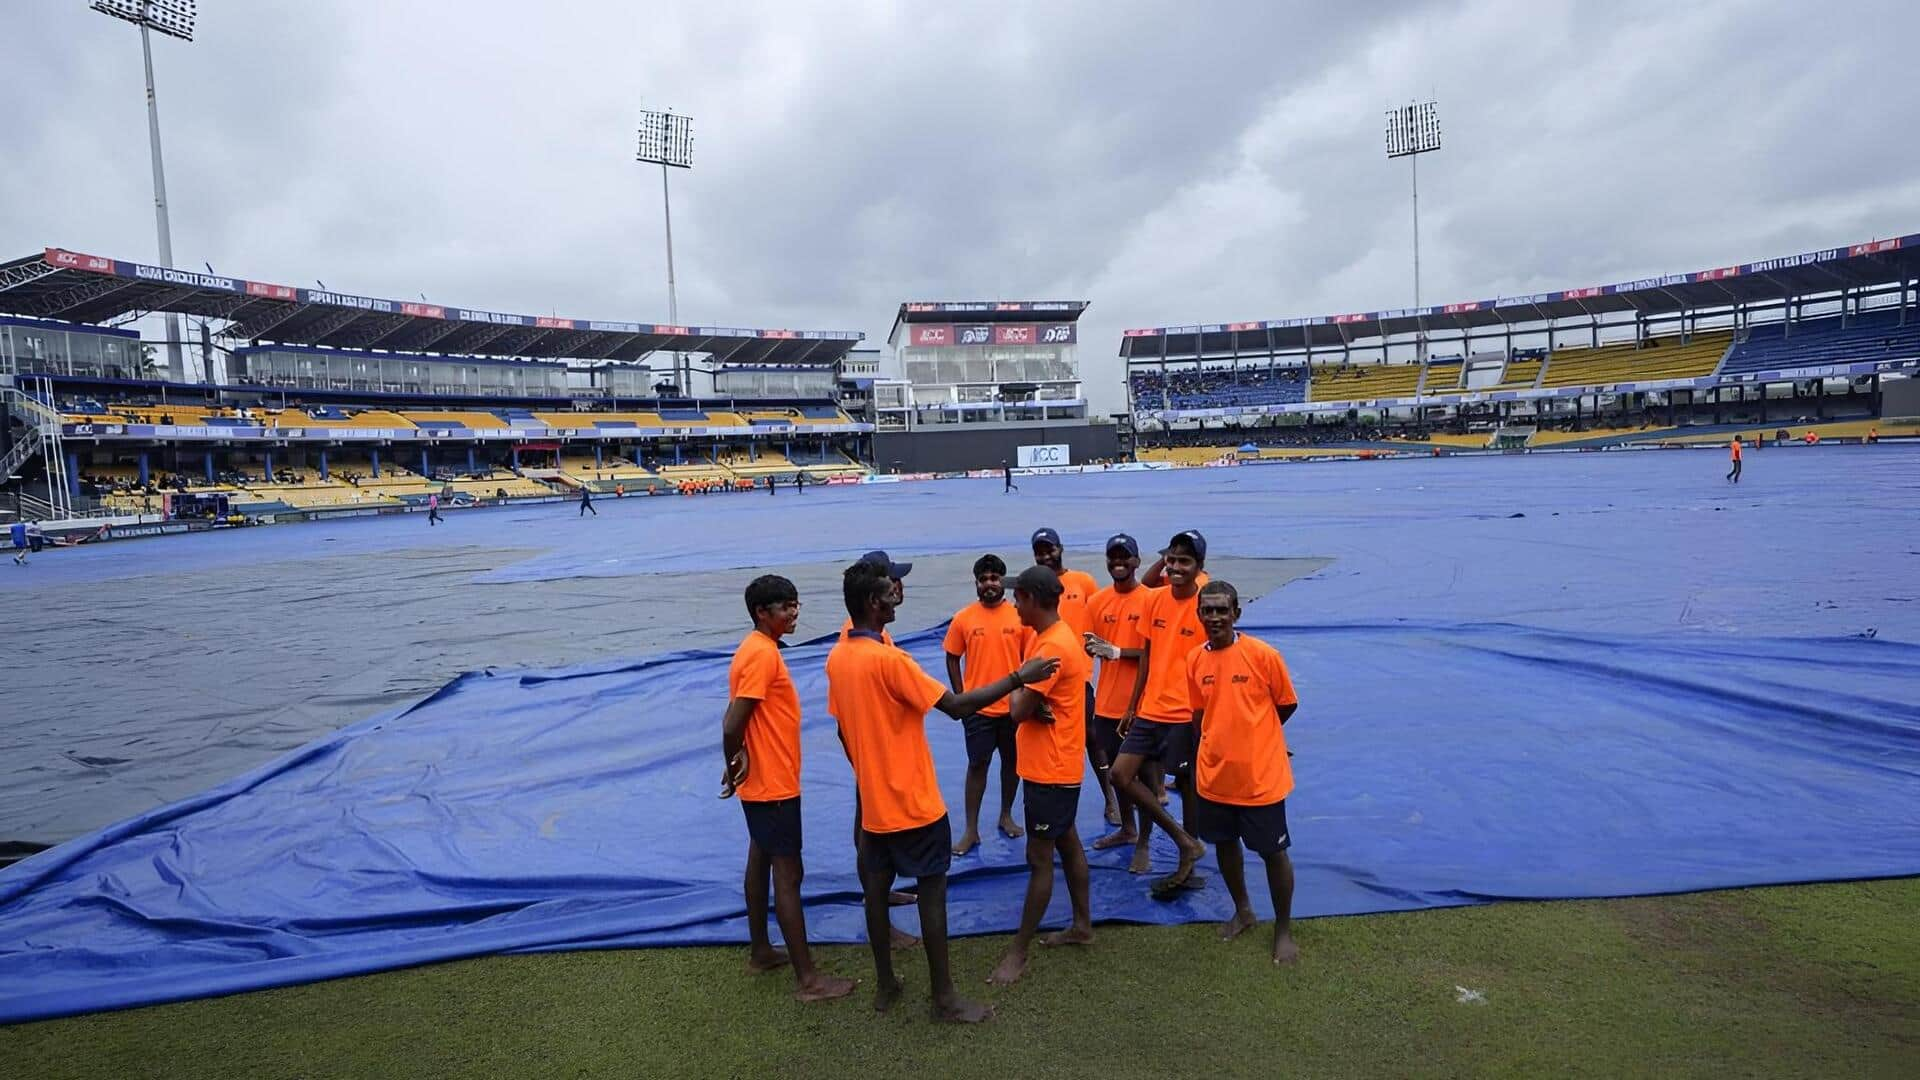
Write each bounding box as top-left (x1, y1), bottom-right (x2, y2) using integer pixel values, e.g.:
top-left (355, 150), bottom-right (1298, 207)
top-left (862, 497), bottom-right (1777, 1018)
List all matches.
top-left (843, 560), bottom-right (892, 620)
top-left (1198, 580), bottom-right (1239, 609)
top-left (1167, 534), bottom-right (1205, 567)
top-left (745, 574), bottom-right (798, 620)
top-left (973, 553), bottom-right (1006, 579)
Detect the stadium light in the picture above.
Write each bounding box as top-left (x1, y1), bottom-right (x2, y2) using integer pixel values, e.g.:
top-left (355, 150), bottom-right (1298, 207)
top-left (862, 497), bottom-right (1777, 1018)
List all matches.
top-left (89, 0), bottom-right (198, 380)
top-left (636, 109), bottom-right (694, 389)
top-left (1385, 100), bottom-right (1441, 312)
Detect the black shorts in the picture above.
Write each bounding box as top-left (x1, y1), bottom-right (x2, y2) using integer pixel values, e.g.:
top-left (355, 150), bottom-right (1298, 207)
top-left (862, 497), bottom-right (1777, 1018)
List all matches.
top-left (1091, 715), bottom-right (1124, 769)
top-left (1118, 718), bottom-right (1195, 772)
top-left (741, 797), bottom-right (802, 857)
top-left (1023, 781), bottom-right (1081, 839)
top-left (962, 712), bottom-right (1015, 766)
top-left (860, 815), bottom-right (952, 881)
top-left (1196, 795), bottom-right (1291, 855)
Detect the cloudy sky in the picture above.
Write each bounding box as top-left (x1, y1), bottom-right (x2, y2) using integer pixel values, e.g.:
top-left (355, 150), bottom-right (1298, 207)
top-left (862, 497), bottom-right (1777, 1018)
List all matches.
top-left (5, 0), bottom-right (1917, 413)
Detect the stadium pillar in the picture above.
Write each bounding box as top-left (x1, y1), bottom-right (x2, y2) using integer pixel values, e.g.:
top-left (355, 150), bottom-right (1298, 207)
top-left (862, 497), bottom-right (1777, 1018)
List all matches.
top-left (674, 444), bottom-right (683, 466)
top-left (203, 451), bottom-right (213, 484)
top-left (370, 449), bottom-right (380, 478)
top-left (511, 447), bottom-right (520, 470)
top-left (594, 444), bottom-right (603, 468)
top-left (137, 453), bottom-right (149, 487)
top-left (264, 451), bottom-right (273, 481)
top-left (467, 447), bottom-right (476, 473)
top-left (421, 449), bottom-right (429, 477)
top-left (785, 439), bottom-right (792, 461)
top-left (319, 451), bottom-right (329, 481)
top-left (66, 453), bottom-right (81, 501)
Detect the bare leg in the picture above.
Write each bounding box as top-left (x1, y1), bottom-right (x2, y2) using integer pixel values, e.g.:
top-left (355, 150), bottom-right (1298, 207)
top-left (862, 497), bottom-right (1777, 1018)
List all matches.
top-left (989, 834), bottom-right (1055, 986)
top-left (1214, 841), bottom-right (1257, 941)
top-left (1264, 850), bottom-right (1298, 964)
top-left (771, 856), bottom-right (855, 1001)
top-left (954, 762), bottom-right (988, 855)
top-left (744, 842), bottom-right (789, 972)
top-left (1089, 721), bottom-right (1120, 825)
top-left (860, 860), bottom-right (904, 1012)
top-left (919, 875), bottom-right (992, 1022)
top-left (1110, 753), bottom-right (1204, 884)
top-left (1042, 824), bottom-right (1095, 947)
top-left (996, 724), bottom-right (1023, 839)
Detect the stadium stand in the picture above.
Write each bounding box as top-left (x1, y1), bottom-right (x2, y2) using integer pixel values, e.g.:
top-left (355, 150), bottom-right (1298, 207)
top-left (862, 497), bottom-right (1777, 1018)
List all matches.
top-left (1537, 331), bottom-right (1732, 389)
top-left (1721, 310), bottom-right (1920, 376)
top-left (1488, 357), bottom-right (1544, 390)
top-left (1130, 366), bottom-right (1308, 410)
top-left (1308, 362), bottom-right (1422, 403)
top-left (1419, 359), bottom-right (1464, 394)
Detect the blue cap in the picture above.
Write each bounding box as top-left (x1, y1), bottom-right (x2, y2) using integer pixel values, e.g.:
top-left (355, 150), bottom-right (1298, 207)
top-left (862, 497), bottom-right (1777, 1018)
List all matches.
top-left (1162, 529), bottom-right (1207, 561)
top-left (858, 549), bottom-right (912, 579)
top-left (1030, 527), bottom-right (1062, 550)
top-left (1105, 533), bottom-right (1140, 557)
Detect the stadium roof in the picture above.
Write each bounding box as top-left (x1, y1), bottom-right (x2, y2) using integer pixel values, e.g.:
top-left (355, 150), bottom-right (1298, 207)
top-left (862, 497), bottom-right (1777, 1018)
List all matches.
top-left (888, 300), bottom-right (1089, 346)
top-left (1119, 232), bottom-right (1920, 359)
top-left (0, 247), bottom-right (863, 365)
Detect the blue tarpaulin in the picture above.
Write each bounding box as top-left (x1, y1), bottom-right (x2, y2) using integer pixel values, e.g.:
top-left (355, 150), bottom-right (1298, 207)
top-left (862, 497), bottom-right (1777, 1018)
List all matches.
top-left (3, 448), bottom-right (1918, 1023)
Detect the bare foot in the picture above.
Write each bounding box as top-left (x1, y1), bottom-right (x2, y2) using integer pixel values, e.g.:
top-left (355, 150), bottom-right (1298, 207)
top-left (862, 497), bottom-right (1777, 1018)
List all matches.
top-left (888, 890), bottom-right (917, 906)
top-left (1128, 843), bottom-right (1153, 874)
top-left (1092, 829), bottom-right (1137, 851)
top-left (932, 992), bottom-right (995, 1023)
top-left (1041, 926), bottom-right (1094, 947)
top-left (1273, 932), bottom-right (1299, 965)
top-left (1218, 909), bottom-right (1257, 942)
top-left (794, 972), bottom-right (858, 1002)
top-left (889, 925), bottom-right (920, 950)
top-left (873, 977), bottom-right (905, 1013)
top-left (746, 947), bottom-right (790, 973)
top-left (986, 948), bottom-right (1029, 986)
top-left (997, 815), bottom-right (1024, 840)
top-left (952, 830), bottom-right (980, 856)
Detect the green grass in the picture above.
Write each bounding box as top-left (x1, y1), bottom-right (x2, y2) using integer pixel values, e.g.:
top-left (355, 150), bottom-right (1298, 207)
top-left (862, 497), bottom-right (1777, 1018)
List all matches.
top-left (6, 879), bottom-right (1917, 1079)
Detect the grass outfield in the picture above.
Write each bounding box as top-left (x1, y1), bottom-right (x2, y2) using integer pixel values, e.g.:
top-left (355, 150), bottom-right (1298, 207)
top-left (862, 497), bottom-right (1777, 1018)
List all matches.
top-left (6, 879), bottom-right (1916, 1078)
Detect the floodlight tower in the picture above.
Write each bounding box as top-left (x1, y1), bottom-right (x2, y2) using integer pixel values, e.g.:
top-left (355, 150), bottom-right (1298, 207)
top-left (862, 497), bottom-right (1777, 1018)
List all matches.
top-left (89, 0), bottom-right (196, 380)
top-left (636, 109), bottom-right (694, 391)
top-left (1385, 100), bottom-right (1441, 311)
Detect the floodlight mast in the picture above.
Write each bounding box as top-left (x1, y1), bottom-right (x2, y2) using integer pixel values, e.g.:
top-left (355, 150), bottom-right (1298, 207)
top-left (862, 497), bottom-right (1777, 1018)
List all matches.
top-left (636, 110), bottom-right (694, 391)
top-left (90, 0), bottom-right (197, 380)
top-left (1385, 100), bottom-right (1441, 315)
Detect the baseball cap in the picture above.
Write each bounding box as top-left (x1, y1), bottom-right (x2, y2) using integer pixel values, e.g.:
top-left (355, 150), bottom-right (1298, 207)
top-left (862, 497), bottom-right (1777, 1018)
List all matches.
top-left (858, 549), bottom-right (913, 579)
top-left (1160, 529), bottom-right (1207, 561)
top-left (1011, 564), bottom-right (1063, 601)
top-left (1104, 533), bottom-right (1140, 557)
top-left (1030, 527), bottom-right (1062, 549)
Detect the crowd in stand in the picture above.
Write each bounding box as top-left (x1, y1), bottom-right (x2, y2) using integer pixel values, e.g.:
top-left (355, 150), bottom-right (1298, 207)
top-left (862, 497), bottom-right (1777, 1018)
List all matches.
top-left (1143, 423), bottom-right (1386, 448)
top-left (1130, 366), bottom-right (1307, 410)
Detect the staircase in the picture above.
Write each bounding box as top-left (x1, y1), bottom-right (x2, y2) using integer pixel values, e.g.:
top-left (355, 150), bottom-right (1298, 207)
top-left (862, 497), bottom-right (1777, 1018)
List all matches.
top-left (1, 376), bottom-right (75, 520)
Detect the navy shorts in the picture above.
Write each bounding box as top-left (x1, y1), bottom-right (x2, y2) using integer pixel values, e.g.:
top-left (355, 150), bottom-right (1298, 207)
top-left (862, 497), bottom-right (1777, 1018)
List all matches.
top-left (1091, 715), bottom-right (1124, 769)
top-left (741, 797), bottom-right (802, 857)
top-left (1196, 795), bottom-right (1291, 855)
top-left (1023, 781), bottom-right (1081, 839)
top-left (860, 815), bottom-right (953, 881)
top-left (962, 712), bottom-right (1015, 766)
top-left (1118, 718), bottom-right (1195, 772)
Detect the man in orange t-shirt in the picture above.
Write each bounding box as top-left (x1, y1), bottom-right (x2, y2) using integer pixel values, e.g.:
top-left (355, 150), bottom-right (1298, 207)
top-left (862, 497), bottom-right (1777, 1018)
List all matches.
top-left (1083, 533), bottom-right (1153, 847)
top-left (988, 565), bottom-right (1095, 987)
top-left (1187, 579), bottom-right (1300, 964)
top-left (828, 560), bottom-right (1058, 1023)
top-left (1726, 435), bottom-right (1742, 484)
top-left (945, 554), bottom-right (1031, 855)
top-left (721, 575), bottom-right (857, 1001)
top-left (836, 549), bottom-right (908, 646)
top-left (1114, 529), bottom-right (1211, 894)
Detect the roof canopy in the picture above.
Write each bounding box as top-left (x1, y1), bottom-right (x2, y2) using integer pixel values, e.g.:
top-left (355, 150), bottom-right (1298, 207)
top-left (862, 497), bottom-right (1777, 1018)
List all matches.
top-left (0, 248), bottom-right (863, 365)
top-left (1120, 233), bottom-right (1920, 359)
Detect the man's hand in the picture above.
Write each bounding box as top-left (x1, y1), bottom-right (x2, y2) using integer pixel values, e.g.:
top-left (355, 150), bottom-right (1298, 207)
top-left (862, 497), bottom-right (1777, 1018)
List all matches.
top-left (719, 749), bottom-right (749, 798)
top-left (1016, 654), bottom-right (1061, 686)
top-left (1117, 711), bottom-right (1136, 738)
top-left (1083, 632), bottom-right (1120, 661)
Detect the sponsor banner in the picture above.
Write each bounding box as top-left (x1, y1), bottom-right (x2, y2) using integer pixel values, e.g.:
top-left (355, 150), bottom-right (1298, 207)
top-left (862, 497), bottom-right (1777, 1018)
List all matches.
top-left (825, 475), bottom-right (863, 485)
top-left (129, 262), bottom-right (239, 293)
top-left (453, 308), bottom-right (531, 327)
top-left (246, 281), bottom-right (298, 301)
top-left (1122, 328), bottom-right (1159, 338)
top-left (45, 248), bottom-right (115, 273)
top-left (911, 324), bottom-right (953, 347)
top-left (905, 301), bottom-right (1080, 314)
top-left (955, 323), bottom-right (993, 346)
top-left (1694, 265), bottom-right (1740, 283)
top-left (1016, 443), bottom-right (1069, 468)
top-left (534, 316), bottom-right (573, 330)
top-left (1227, 321), bottom-right (1263, 333)
top-left (758, 329), bottom-right (799, 340)
top-left (1849, 238), bottom-right (1902, 257)
top-left (401, 301), bottom-right (446, 319)
top-left (304, 288), bottom-right (395, 313)
top-left (1038, 323), bottom-right (1077, 344)
top-left (993, 324), bottom-right (1037, 346)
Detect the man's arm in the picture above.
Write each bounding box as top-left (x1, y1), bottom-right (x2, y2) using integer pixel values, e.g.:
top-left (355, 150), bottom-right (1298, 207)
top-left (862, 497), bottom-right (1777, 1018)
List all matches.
top-left (720, 696), bottom-right (757, 794)
top-left (935, 654), bottom-right (1059, 719)
top-left (1119, 639), bottom-right (1151, 734)
top-left (945, 652), bottom-right (964, 695)
top-left (1140, 556), bottom-right (1168, 588)
top-left (1009, 686), bottom-right (1056, 723)
top-left (1190, 706), bottom-right (1205, 748)
top-left (1275, 702), bottom-right (1298, 726)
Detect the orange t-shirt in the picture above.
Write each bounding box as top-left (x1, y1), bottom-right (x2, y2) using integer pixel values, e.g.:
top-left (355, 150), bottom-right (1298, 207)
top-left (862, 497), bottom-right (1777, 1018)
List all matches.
top-left (1016, 619), bottom-right (1092, 785)
top-left (728, 630), bottom-right (802, 802)
top-left (825, 634), bottom-right (948, 833)
top-left (838, 617), bottom-right (892, 647)
top-left (1056, 568), bottom-right (1101, 637)
top-left (1086, 583), bottom-right (1152, 719)
top-left (942, 601), bottom-right (1029, 718)
top-left (1188, 633), bottom-right (1297, 805)
top-left (1137, 585), bottom-right (1205, 723)
top-left (1730, 441), bottom-right (1742, 461)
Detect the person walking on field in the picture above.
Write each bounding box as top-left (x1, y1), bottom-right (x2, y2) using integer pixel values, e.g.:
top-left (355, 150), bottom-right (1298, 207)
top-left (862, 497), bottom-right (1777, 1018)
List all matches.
top-left (1726, 435), bottom-right (1742, 484)
top-left (427, 492), bottom-right (443, 526)
top-left (580, 485), bottom-right (597, 516)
